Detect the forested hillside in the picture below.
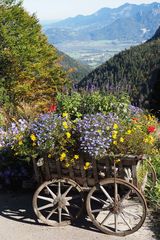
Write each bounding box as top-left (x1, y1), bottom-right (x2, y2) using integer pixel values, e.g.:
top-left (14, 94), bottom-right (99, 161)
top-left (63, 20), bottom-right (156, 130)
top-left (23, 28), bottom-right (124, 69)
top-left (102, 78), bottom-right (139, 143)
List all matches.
top-left (149, 25), bottom-right (160, 41)
top-left (78, 29), bottom-right (160, 113)
top-left (58, 50), bottom-right (91, 82)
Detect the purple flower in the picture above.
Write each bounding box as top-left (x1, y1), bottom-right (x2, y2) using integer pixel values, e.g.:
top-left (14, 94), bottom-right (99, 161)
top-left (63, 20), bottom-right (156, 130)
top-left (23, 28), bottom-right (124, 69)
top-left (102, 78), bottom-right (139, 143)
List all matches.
top-left (76, 113), bottom-right (118, 158)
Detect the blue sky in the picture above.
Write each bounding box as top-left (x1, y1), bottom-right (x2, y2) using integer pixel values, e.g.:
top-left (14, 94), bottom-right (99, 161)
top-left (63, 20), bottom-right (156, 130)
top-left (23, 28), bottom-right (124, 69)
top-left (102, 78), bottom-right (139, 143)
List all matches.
top-left (23, 0), bottom-right (160, 20)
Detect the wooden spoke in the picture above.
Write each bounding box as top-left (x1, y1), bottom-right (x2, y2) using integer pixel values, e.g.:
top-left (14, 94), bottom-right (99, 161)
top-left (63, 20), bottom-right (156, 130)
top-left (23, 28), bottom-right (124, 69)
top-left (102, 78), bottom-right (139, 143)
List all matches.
top-left (37, 195), bottom-right (53, 203)
top-left (91, 207), bottom-right (110, 213)
top-left (46, 186), bottom-right (57, 199)
top-left (58, 181), bottom-right (61, 196)
top-left (120, 212), bottom-right (132, 230)
top-left (90, 196), bottom-right (110, 206)
top-left (63, 206), bottom-right (74, 219)
top-left (115, 183), bottom-right (118, 202)
top-left (38, 203), bottom-right (53, 211)
top-left (100, 211), bottom-right (112, 225)
top-left (114, 214), bottom-right (118, 233)
top-left (63, 206), bottom-right (69, 215)
top-left (58, 207), bottom-right (62, 223)
top-left (100, 185), bottom-right (114, 203)
top-left (47, 207), bottom-right (58, 220)
top-left (121, 190), bottom-right (131, 203)
top-left (122, 209), bottom-right (141, 219)
top-left (62, 185), bottom-right (72, 197)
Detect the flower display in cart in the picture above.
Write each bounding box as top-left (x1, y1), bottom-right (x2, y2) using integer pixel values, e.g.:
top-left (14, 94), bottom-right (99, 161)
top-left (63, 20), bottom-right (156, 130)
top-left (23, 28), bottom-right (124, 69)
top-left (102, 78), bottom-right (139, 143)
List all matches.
top-left (109, 114), bottom-right (160, 155)
top-left (76, 113), bottom-right (119, 158)
top-left (0, 91), bottom-right (159, 172)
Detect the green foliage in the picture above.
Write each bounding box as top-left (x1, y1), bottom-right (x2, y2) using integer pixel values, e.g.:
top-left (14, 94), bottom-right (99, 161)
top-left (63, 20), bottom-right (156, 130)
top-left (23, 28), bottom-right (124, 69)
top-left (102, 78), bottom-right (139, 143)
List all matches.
top-left (56, 91), bottom-right (130, 119)
top-left (0, 1), bottom-right (67, 119)
top-left (145, 181), bottom-right (160, 210)
top-left (151, 155), bottom-right (160, 179)
top-left (143, 155), bottom-right (160, 211)
top-left (0, 0), bottom-right (20, 6)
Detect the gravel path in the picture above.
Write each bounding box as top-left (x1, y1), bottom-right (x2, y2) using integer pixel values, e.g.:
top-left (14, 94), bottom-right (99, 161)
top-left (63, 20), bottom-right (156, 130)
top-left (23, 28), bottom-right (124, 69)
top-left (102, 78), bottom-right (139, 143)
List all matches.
top-left (0, 192), bottom-right (156, 240)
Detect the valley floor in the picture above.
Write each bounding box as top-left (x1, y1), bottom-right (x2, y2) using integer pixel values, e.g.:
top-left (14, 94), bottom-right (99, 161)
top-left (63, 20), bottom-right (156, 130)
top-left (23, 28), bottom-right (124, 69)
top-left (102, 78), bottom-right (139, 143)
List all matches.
top-left (55, 40), bottom-right (139, 68)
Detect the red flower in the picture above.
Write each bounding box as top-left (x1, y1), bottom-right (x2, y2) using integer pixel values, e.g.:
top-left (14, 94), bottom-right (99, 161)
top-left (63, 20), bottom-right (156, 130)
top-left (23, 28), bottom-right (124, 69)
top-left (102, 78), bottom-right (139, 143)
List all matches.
top-left (147, 125), bottom-right (156, 133)
top-left (49, 105), bottom-right (57, 112)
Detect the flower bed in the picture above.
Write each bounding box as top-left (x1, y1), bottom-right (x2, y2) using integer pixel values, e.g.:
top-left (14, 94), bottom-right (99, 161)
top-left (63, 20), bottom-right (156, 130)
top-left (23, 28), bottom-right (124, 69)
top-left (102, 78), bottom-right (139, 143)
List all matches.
top-left (0, 92), bottom-right (160, 174)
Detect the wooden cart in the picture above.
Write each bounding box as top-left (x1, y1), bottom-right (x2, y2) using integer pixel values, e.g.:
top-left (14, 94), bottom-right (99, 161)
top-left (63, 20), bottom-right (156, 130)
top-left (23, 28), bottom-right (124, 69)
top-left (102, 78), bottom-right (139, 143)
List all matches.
top-left (32, 154), bottom-right (150, 236)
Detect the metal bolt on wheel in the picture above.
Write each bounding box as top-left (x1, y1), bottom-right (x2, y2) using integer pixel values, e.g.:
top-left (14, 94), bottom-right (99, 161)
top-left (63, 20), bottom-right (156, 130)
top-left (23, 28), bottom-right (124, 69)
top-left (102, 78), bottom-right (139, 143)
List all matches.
top-left (33, 178), bottom-right (84, 226)
top-left (86, 178), bottom-right (147, 236)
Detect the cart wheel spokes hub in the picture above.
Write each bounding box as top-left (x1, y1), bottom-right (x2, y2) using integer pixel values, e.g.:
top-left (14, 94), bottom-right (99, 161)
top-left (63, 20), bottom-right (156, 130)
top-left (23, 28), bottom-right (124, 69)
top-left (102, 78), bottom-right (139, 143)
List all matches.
top-left (86, 178), bottom-right (147, 236)
top-left (33, 178), bottom-right (84, 226)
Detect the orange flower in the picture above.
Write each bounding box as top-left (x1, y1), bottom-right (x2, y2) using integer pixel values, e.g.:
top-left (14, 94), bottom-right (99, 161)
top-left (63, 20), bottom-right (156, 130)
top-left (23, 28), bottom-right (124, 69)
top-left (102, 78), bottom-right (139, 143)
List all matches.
top-left (132, 118), bottom-right (138, 123)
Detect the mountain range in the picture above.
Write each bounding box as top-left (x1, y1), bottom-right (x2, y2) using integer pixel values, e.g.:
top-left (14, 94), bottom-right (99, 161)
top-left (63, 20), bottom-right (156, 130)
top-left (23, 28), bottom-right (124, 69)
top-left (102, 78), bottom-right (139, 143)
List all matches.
top-left (78, 26), bottom-right (160, 114)
top-left (43, 2), bottom-right (160, 43)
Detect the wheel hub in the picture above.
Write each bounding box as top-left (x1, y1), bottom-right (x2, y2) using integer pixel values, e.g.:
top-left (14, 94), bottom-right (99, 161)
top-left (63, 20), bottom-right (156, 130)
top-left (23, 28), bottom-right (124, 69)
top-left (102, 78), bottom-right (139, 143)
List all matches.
top-left (58, 197), bottom-right (67, 208)
top-left (109, 201), bottom-right (123, 214)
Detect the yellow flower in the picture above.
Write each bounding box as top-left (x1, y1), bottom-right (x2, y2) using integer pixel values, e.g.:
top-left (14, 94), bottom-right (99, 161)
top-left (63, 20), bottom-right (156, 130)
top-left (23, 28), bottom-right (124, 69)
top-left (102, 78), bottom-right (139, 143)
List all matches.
top-left (18, 140), bottom-right (23, 145)
top-left (66, 132), bottom-right (71, 139)
top-left (112, 134), bottom-right (117, 139)
top-left (62, 121), bottom-right (68, 129)
top-left (144, 138), bottom-right (149, 143)
top-left (65, 162), bottom-right (70, 168)
top-left (84, 162), bottom-right (90, 170)
top-left (115, 159), bottom-right (121, 164)
top-left (112, 130), bottom-right (118, 139)
top-left (120, 137), bottom-right (124, 143)
top-left (97, 129), bottom-right (102, 133)
top-left (48, 154), bottom-right (52, 158)
top-left (70, 158), bottom-right (74, 163)
top-left (113, 123), bottom-right (118, 130)
top-left (30, 133), bottom-right (37, 141)
top-left (60, 152), bottom-right (66, 161)
top-left (149, 136), bottom-right (155, 144)
top-left (74, 154), bottom-right (79, 160)
top-left (112, 130), bottom-right (118, 135)
top-left (113, 141), bottom-right (117, 145)
top-left (16, 134), bottom-right (22, 141)
top-left (62, 112), bottom-right (68, 118)
top-left (126, 130), bottom-right (132, 135)
top-left (148, 114), bottom-right (155, 121)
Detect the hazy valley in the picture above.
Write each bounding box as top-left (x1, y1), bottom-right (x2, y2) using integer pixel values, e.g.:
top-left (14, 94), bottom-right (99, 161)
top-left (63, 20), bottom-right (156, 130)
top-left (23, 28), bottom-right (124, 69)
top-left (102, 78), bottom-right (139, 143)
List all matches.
top-left (55, 40), bottom-right (138, 68)
top-left (42, 2), bottom-right (160, 68)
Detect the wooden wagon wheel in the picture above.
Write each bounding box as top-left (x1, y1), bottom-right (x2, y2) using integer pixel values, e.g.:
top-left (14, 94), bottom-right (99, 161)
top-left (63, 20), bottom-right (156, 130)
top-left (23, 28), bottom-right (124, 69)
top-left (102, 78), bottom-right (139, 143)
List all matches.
top-left (86, 178), bottom-right (147, 236)
top-left (33, 178), bottom-right (84, 226)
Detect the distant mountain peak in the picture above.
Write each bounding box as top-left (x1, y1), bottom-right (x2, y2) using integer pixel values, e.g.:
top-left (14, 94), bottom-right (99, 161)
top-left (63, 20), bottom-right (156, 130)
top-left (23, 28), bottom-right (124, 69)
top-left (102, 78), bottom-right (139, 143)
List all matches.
top-left (43, 2), bottom-right (160, 43)
top-left (94, 7), bottom-right (110, 15)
